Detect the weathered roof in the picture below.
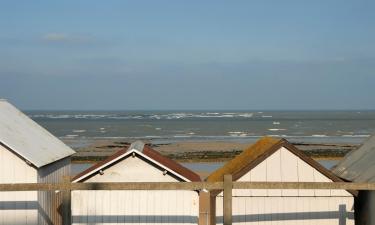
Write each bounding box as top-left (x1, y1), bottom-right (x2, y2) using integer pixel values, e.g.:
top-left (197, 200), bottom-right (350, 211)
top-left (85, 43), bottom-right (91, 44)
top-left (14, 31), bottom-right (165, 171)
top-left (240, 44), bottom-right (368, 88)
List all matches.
top-left (0, 100), bottom-right (75, 168)
top-left (332, 135), bottom-right (375, 182)
top-left (206, 137), bottom-right (280, 182)
top-left (72, 141), bottom-right (201, 182)
top-left (206, 137), bottom-right (355, 194)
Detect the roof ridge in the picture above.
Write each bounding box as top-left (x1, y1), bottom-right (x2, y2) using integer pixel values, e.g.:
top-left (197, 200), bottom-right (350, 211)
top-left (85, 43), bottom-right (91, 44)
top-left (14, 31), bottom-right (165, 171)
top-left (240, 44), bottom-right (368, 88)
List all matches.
top-left (129, 140), bottom-right (145, 152)
top-left (73, 143), bottom-right (201, 182)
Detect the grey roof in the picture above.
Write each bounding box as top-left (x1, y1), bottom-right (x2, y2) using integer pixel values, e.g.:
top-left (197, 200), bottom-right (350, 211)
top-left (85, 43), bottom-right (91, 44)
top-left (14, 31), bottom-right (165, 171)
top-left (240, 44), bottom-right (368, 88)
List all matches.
top-left (0, 100), bottom-right (75, 168)
top-left (129, 140), bottom-right (145, 152)
top-left (332, 135), bottom-right (375, 182)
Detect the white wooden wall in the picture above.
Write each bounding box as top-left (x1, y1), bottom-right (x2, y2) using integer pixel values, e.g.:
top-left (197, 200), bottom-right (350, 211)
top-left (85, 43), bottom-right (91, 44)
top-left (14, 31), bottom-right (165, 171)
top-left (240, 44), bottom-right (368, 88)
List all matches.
top-left (0, 144), bottom-right (38, 225)
top-left (216, 147), bottom-right (355, 225)
top-left (72, 156), bottom-right (199, 225)
top-left (38, 156), bottom-right (71, 225)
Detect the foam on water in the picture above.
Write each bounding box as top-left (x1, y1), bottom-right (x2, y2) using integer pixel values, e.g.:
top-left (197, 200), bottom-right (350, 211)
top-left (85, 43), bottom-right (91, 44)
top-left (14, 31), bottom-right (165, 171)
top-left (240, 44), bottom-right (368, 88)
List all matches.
top-left (29, 110), bottom-right (375, 146)
top-left (72, 129), bottom-right (86, 133)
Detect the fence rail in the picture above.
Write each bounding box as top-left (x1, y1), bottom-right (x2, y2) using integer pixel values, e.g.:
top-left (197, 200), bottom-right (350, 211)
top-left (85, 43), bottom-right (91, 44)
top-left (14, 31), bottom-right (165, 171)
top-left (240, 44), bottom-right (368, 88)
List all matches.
top-left (1, 181), bottom-right (375, 191)
top-left (1, 176), bottom-right (375, 225)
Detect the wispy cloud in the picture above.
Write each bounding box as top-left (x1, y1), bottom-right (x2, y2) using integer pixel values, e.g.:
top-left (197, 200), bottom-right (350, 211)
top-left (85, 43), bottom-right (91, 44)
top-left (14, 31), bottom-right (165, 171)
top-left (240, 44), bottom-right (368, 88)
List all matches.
top-left (42, 33), bottom-right (93, 43)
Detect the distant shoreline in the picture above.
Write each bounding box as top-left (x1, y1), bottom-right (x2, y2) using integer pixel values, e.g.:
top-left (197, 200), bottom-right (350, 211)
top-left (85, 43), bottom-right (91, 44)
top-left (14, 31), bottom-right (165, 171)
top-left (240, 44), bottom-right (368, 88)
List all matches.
top-left (71, 139), bottom-right (357, 163)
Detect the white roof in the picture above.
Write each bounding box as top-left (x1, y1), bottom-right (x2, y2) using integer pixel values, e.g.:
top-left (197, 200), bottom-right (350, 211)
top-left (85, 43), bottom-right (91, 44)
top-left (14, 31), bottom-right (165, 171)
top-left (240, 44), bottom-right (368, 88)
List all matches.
top-left (0, 100), bottom-right (75, 168)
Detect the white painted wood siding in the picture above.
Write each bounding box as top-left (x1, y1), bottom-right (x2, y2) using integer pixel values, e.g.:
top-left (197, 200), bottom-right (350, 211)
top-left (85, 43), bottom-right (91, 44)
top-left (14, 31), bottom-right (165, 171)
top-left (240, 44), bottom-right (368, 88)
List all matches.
top-left (215, 147), bottom-right (355, 225)
top-left (72, 156), bottom-right (199, 225)
top-left (216, 196), bottom-right (354, 225)
top-left (38, 157), bottom-right (71, 225)
top-left (0, 144), bottom-right (38, 225)
top-left (219, 147), bottom-right (351, 197)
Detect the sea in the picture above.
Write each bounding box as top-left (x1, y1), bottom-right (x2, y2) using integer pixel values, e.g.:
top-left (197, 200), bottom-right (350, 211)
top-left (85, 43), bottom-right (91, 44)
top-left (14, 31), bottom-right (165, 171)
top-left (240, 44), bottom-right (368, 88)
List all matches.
top-left (27, 110), bottom-right (375, 147)
top-left (27, 110), bottom-right (375, 175)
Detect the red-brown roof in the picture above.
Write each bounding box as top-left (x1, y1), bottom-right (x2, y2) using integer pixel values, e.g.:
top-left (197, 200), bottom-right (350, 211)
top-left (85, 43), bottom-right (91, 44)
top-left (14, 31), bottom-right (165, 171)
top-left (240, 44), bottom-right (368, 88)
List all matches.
top-left (72, 143), bottom-right (201, 182)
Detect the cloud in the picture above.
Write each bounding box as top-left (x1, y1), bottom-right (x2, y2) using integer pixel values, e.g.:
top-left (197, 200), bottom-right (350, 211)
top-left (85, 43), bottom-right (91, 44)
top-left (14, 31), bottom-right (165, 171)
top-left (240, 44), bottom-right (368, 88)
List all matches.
top-left (42, 33), bottom-right (92, 43)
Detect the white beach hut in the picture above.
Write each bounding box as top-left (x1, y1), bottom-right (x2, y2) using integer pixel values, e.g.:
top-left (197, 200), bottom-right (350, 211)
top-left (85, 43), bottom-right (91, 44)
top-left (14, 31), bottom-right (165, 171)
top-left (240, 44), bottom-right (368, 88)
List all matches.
top-left (0, 99), bottom-right (76, 225)
top-left (206, 137), bottom-right (355, 225)
top-left (71, 140), bottom-right (201, 225)
top-left (333, 135), bottom-right (375, 225)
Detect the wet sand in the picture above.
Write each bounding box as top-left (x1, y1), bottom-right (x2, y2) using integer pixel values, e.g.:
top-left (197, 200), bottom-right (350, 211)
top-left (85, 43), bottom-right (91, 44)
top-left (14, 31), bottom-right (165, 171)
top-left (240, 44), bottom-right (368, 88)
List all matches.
top-left (70, 139), bottom-right (358, 163)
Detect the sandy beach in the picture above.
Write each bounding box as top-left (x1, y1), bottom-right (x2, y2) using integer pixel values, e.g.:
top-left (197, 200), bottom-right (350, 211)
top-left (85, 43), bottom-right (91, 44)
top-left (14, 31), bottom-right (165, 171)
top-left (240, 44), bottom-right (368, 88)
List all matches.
top-left (70, 138), bottom-right (358, 163)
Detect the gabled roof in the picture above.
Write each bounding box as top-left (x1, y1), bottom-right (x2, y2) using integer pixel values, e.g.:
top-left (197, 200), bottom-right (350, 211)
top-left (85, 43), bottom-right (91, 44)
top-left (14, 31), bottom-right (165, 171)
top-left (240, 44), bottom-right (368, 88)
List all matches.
top-left (72, 141), bottom-right (201, 182)
top-left (0, 100), bottom-right (75, 168)
top-left (206, 137), bottom-right (280, 182)
top-left (206, 137), bottom-right (355, 195)
top-left (333, 135), bottom-right (375, 182)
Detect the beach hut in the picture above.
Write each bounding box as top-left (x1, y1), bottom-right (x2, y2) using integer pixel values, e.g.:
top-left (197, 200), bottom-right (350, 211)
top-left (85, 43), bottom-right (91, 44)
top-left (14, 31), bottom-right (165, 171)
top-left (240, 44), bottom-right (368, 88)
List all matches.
top-left (72, 140), bottom-right (201, 225)
top-left (0, 99), bottom-right (75, 225)
top-left (333, 135), bottom-right (375, 225)
top-left (206, 137), bottom-right (355, 225)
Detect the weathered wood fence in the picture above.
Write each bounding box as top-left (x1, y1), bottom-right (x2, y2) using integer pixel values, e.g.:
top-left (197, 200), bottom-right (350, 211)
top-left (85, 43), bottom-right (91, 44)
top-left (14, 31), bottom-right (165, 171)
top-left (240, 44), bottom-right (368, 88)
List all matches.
top-left (1, 175), bottom-right (375, 225)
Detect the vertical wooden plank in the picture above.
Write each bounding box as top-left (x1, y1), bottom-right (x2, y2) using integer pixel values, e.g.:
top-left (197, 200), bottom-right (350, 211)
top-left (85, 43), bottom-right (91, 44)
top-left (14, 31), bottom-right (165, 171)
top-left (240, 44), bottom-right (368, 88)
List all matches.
top-left (299, 197), bottom-right (307, 225)
top-left (124, 191), bottom-right (131, 225)
top-left (81, 191), bottom-right (88, 225)
top-left (266, 150), bottom-right (282, 196)
top-left (71, 191), bottom-right (79, 225)
top-left (346, 197), bottom-right (355, 225)
top-left (0, 146), bottom-right (4, 225)
top-left (280, 148), bottom-right (298, 196)
top-left (118, 191), bottom-right (125, 225)
top-left (146, 191), bottom-right (153, 225)
top-left (210, 195), bottom-right (217, 225)
top-left (154, 191), bottom-right (162, 225)
top-left (139, 190), bottom-right (146, 225)
top-left (62, 176), bottom-right (71, 225)
top-left (297, 160), bottom-right (315, 196)
top-left (313, 171), bottom-right (331, 196)
top-left (96, 190), bottom-right (103, 225)
top-left (263, 198), bottom-right (271, 225)
top-left (257, 197), bottom-right (265, 225)
top-left (102, 190), bottom-right (110, 225)
top-left (223, 174), bottom-right (232, 225)
top-left (27, 167), bottom-right (38, 225)
top-left (250, 160), bottom-right (267, 196)
top-left (110, 191), bottom-right (118, 224)
top-left (236, 170), bottom-right (251, 197)
top-left (301, 197), bottom-right (315, 225)
top-left (216, 197), bottom-right (223, 225)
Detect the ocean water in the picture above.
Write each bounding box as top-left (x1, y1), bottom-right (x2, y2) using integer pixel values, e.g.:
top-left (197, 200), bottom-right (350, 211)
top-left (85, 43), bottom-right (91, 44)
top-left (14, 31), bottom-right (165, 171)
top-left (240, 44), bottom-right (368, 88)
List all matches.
top-left (27, 110), bottom-right (375, 146)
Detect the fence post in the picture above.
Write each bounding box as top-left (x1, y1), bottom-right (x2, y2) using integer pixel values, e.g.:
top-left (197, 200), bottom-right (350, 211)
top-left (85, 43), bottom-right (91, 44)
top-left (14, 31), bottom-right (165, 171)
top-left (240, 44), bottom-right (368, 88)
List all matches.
top-left (62, 176), bottom-right (71, 225)
top-left (223, 174), bottom-right (232, 225)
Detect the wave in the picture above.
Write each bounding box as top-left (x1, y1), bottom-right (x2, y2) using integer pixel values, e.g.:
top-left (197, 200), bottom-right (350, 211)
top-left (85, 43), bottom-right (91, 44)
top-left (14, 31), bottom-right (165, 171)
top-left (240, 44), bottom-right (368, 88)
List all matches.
top-left (59, 134), bottom-right (370, 143)
top-left (28, 112), bottom-right (258, 120)
top-left (72, 129), bottom-right (86, 133)
top-left (312, 134), bottom-right (327, 137)
top-left (268, 128), bottom-right (286, 131)
top-left (341, 134), bottom-right (370, 137)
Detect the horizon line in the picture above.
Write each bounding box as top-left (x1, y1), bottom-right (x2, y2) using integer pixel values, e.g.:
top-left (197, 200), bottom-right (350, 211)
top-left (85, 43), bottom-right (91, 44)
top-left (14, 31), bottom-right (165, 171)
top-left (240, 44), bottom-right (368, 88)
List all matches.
top-left (22, 108), bottom-right (375, 112)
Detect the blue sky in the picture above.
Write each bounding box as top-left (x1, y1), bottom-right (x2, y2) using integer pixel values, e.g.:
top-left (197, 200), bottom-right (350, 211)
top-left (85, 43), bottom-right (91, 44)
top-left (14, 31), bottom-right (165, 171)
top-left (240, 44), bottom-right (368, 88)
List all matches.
top-left (0, 1), bottom-right (374, 110)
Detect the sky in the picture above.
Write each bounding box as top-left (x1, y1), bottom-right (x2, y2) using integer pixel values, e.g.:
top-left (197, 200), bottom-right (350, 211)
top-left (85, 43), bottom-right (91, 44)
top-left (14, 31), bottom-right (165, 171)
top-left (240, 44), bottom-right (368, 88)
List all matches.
top-left (0, 0), bottom-right (374, 110)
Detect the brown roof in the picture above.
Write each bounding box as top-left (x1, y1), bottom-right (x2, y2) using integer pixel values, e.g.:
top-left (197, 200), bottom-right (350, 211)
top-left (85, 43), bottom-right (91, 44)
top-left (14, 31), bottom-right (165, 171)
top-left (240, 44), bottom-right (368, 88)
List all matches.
top-left (73, 143), bottom-right (201, 182)
top-left (206, 137), bottom-right (356, 195)
top-left (72, 148), bottom-right (128, 182)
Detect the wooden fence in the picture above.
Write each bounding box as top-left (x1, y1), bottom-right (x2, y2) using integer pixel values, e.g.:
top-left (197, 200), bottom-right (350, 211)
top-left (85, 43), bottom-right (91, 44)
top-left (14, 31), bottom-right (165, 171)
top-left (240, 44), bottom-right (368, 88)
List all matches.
top-left (1, 175), bottom-right (375, 225)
